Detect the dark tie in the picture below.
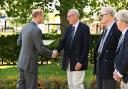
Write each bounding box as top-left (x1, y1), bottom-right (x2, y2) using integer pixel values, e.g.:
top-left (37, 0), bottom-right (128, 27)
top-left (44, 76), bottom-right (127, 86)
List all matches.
top-left (71, 26), bottom-right (75, 39)
top-left (98, 29), bottom-right (108, 53)
top-left (70, 26), bottom-right (75, 46)
top-left (101, 29), bottom-right (107, 42)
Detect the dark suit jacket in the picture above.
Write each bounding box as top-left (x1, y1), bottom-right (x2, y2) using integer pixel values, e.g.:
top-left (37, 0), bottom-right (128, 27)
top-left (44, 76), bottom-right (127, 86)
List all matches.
top-left (114, 30), bottom-right (128, 82)
top-left (17, 21), bottom-right (52, 73)
top-left (57, 22), bottom-right (90, 71)
top-left (93, 22), bottom-right (121, 79)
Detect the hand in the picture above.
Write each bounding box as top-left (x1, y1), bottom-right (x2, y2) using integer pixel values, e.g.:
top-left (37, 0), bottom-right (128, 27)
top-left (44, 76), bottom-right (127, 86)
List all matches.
top-left (75, 63), bottom-right (82, 71)
top-left (113, 70), bottom-right (122, 81)
top-left (52, 50), bottom-right (58, 58)
top-left (113, 73), bottom-right (122, 81)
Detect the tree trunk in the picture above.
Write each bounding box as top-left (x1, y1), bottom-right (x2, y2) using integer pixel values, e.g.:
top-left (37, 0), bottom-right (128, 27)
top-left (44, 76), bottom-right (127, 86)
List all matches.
top-left (2, 58), bottom-right (3, 65)
top-left (60, 11), bottom-right (69, 38)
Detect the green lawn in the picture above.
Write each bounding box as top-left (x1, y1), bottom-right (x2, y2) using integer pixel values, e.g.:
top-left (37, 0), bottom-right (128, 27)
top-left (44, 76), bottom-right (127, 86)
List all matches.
top-left (0, 63), bottom-right (94, 89)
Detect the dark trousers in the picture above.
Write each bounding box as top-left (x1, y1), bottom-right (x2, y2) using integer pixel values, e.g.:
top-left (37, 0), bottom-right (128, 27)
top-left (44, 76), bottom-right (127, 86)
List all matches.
top-left (96, 60), bottom-right (116, 89)
top-left (96, 77), bottom-right (116, 89)
top-left (16, 68), bottom-right (38, 89)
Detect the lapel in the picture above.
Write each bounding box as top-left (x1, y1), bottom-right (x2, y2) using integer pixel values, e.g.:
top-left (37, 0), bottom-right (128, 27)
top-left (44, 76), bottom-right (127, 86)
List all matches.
top-left (71, 22), bottom-right (81, 45)
top-left (101, 23), bottom-right (116, 53)
top-left (66, 25), bottom-right (74, 47)
top-left (96, 31), bottom-right (104, 50)
top-left (116, 29), bottom-right (128, 53)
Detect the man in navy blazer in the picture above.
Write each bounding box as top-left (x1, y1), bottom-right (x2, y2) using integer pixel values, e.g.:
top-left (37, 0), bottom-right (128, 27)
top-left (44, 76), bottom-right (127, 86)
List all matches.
top-left (55, 9), bottom-right (90, 89)
top-left (113, 10), bottom-right (128, 89)
top-left (93, 6), bottom-right (121, 89)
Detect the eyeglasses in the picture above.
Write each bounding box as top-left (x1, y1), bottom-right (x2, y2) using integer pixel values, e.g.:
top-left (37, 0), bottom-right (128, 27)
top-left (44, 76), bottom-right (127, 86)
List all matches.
top-left (100, 14), bottom-right (108, 18)
top-left (67, 14), bottom-right (76, 18)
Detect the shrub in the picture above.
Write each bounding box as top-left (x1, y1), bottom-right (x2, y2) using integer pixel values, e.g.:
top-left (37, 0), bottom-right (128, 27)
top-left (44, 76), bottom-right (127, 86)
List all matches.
top-left (0, 76), bottom-right (68, 89)
top-left (0, 34), bottom-right (100, 65)
top-left (38, 77), bottom-right (68, 89)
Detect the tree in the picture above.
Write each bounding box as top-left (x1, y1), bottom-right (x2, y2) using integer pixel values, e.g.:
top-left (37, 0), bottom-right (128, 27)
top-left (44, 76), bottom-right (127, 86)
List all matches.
top-left (0, 0), bottom-right (54, 23)
top-left (0, 0), bottom-right (90, 34)
top-left (0, 0), bottom-right (128, 35)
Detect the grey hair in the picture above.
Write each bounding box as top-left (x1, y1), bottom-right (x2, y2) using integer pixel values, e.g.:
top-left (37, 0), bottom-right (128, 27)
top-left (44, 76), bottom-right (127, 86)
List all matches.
top-left (101, 6), bottom-right (116, 16)
top-left (68, 9), bottom-right (80, 17)
top-left (115, 10), bottom-right (128, 24)
top-left (32, 8), bottom-right (43, 18)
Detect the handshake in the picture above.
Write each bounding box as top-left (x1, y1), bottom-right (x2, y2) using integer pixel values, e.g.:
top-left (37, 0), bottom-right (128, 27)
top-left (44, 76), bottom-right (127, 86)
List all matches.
top-left (51, 50), bottom-right (60, 58)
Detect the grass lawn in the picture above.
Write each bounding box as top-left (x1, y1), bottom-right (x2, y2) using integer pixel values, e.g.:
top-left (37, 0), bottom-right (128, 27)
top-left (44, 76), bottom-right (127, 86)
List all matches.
top-left (0, 63), bottom-right (94, 89)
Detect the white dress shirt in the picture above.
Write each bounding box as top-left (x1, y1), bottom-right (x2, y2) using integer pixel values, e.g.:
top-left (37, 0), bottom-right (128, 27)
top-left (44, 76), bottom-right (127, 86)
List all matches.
top-left (72, 20), bottom-right (80, 36)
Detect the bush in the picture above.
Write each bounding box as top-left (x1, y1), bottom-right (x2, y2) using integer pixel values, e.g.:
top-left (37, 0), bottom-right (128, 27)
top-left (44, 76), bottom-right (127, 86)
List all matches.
top-left (0, 34), bottom-right (100, 65)
top-left (0, 76), bottom-right (68, 89)
top-left (89, 79), bottom-right (120, 89)
top-left (0, 76), bottom-right (17, 89)
top-left (38, 77), bottom-right (68, 89)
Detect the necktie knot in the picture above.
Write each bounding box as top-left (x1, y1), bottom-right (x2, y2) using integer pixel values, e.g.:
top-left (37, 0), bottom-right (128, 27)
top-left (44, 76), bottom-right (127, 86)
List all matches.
top-left (72, 26), bottom-right (75, 32)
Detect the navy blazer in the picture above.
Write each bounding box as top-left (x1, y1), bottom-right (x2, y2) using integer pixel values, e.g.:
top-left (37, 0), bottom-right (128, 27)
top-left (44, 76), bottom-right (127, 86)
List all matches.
top-left (57, 22), bottom-right (90, 71)
top-left (114, 30), bottom-right (128, 82)
top-left (93, 22), bottom-right (121, 79)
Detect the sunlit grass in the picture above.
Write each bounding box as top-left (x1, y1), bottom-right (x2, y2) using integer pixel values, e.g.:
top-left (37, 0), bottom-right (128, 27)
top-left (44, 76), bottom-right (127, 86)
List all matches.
top-left (0, 65), bottom-right (17, 69)
top-left (0, 63), bottom-right (94, 89)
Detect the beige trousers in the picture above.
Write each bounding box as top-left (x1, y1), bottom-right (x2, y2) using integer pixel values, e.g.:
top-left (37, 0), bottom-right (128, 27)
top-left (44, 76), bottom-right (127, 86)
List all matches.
top-left (67, 62), bottom-right (85, 89)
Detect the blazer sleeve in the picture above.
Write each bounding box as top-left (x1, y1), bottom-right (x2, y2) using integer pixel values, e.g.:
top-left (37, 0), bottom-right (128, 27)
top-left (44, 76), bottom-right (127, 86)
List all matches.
top-left (33, 29), bottom-right (52, 58)
top-left (57, 29), bottom-right (69, 52)
top-left (78, 25), bottom-right (90, 64)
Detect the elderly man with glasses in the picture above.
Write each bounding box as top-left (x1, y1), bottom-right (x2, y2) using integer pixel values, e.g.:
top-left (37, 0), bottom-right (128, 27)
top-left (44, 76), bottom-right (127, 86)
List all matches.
top-left (93, 6), bottom-right (121, 89)
top-left (113, 10), bottom-right (128, 89)
top-left (54, 9), bottom-right (90, 89)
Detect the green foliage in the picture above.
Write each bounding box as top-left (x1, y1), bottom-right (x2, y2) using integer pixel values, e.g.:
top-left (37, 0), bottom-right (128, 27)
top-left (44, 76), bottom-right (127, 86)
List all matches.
top-left (88, 34), bottom-right (100, 63)
top-left (0, 34), bottom-right (61, 65)
top-left (0, 77), bottom-right (17, 89)
top-left (0, 34), bottom-right (100, 65)
top-left (0, 64), bottom-right (95, 89)
top-left (43, 33), bottom-right (61, 40)
top-left (1, 0), bottom-right (54, 23)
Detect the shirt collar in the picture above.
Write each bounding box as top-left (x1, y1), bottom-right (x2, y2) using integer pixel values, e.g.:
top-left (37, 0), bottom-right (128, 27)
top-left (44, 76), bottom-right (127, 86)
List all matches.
top-left (73, 20), bottom-right (80, 29)
top-left (122, 27), bottom-right (128, 36)
top-left (106, 20), bottom-right (115, 30)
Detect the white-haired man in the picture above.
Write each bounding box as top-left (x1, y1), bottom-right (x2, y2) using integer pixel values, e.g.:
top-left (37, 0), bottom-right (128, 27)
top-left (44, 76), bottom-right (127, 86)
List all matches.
top-left (55, 9), bottom-right (90, 89)
top-left (93, 6), bottom-right (121, 89)
top-left (113, 10), bottom-right (128, 89)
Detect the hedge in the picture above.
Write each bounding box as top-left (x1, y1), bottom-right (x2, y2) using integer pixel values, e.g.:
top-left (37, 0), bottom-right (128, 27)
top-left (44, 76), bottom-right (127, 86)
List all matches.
top-left (0, 34), bottom-right (100, 65)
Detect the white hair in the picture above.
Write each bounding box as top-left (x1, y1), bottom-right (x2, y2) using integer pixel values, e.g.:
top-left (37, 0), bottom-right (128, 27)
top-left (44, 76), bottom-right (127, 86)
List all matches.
top-left (101, 6), bottom-right (116, 16)
top-left (68, 9), bottom-right (80, 17)
top-left (115, 10), bottom-right (128, 24)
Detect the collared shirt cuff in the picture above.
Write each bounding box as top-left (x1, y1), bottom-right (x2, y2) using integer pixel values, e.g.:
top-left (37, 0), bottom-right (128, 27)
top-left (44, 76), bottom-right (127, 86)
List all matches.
top-left (116, 69), bottom-right (123, 77)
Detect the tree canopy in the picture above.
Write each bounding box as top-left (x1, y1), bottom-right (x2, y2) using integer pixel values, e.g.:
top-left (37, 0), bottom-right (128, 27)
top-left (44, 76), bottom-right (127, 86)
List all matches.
top-left (0, 0), bottom-right (128, 33)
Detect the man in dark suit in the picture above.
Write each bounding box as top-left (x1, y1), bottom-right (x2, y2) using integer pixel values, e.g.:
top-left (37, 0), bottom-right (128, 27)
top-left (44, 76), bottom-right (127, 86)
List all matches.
top-left (113, 10), bottom-right (128, 89)
top-left (54, 9), bottom-right (90, 89)
top-left (93, 6), bottom-right (121, 89)
top-left (16, 9), bottom-right (56, 89)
